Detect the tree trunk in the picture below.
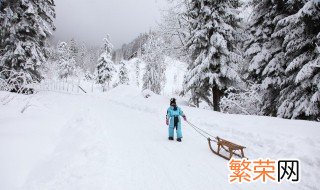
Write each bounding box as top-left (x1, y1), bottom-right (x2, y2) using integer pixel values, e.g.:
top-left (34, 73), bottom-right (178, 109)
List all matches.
top-left (196, 98), bottom-right (199, 108)
top-left (212, 87), bottom-right (222, 112)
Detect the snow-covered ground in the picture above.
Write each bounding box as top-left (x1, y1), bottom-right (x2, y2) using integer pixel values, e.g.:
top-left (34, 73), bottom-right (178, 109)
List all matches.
top-left (1, 86), bottom-right (319, 190)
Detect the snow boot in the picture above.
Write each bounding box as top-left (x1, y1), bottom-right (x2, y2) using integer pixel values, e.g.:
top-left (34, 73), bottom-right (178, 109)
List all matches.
top-left (168, 137), bottom-right (174, 140)
top-left (177, 138), bottom-right (182, 142)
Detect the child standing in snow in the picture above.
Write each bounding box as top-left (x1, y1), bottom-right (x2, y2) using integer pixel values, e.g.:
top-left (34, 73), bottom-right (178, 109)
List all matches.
top-left (166, 98), bottom-right (187, 142)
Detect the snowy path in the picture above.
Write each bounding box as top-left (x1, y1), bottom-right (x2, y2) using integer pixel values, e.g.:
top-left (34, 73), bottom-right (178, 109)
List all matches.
top-left (1, 87), bottom-right (320, 190)
top-left (22, 95), bottom-right (231, 190)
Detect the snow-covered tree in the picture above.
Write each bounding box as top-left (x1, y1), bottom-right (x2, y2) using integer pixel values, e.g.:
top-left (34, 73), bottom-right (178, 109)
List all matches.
top-left (96, 35), bottom-right (115, 91)
top-left (183, 0), bottom-right (243, 111)
top-left (86, 47), bottom-right (100, 73)
top-left (57, 42), bottom-right (76, 79)
top-left (220, 83), bottom-right (262, 115)
top-left (275, 0), bottom-right (320, 120)
top-left (244, 0), bottom-right (292, 116)
top-left (78, 42), bottom-right (87, 70)
top-left (84, 71), bottom-right (94, 81)
top-left (135, 59), bottom-right (141, 87)
top-left (118, 61), bottom-right (129, 85)
top-left (0, 0), bottom-right (55, 82)
top-left (116, 33), bottom-right (149, 60)
top-left (159, 0), bottom-right (190, 61)
top-left (69, 38), bottom-right (78, 60)
top-left (142, 34), bottom-right (166, 94)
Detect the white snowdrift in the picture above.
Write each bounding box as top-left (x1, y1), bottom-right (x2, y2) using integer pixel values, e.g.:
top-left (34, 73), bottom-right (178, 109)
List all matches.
top-left (0, 86), bottom-right (319, 190)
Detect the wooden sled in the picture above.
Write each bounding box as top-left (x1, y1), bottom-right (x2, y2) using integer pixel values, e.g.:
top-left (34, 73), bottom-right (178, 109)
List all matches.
top-left (207, 137), bottom-right (247, 160)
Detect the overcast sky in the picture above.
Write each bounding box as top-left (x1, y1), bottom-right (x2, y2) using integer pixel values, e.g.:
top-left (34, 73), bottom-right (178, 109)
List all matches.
top-left (53, 0), bottom-right (168, 48)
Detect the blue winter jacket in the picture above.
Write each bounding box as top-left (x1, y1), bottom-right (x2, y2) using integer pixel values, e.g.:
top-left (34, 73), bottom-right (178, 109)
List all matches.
top-left (166, 106), bottom-right (185, 128)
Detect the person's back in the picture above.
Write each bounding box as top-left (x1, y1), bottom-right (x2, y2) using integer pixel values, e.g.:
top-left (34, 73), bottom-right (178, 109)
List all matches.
top-left (166, 98), bottom-right (186, 142)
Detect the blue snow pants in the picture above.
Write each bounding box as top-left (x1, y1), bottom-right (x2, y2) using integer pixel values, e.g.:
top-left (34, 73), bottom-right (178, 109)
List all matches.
top-left (167, 106), bottom-right (184, 138)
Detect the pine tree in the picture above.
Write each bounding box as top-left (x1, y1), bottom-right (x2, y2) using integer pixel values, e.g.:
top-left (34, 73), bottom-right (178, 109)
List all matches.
top-left (78, 42), bottom-right (87, 70)
top-left (87, 47), bottom-right (99, 73)
top-left (244, 0), bottom-right (289, 116)
top-left (57, 42), bottom-right (76, 79)
top-left (0, 0), bottom-right (55, 82)
top-left (69, 38), bottom-right (79, 66)
top-left (96, 35), bottom-right (115, 91)
top-left (183, 0), bottom-right (242, 111)
top-left (275, 0), bottom-right (320, 120)
top-left (119, 61), bottom-right (129, 85)
top-left (142, 35), bottom-right (166, 94)
top-left (135, 59), bottom-right (141, 87)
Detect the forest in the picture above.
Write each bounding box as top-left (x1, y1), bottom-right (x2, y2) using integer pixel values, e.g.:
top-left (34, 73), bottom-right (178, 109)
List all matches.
top-left (0, 0), bottom-right (319, 121)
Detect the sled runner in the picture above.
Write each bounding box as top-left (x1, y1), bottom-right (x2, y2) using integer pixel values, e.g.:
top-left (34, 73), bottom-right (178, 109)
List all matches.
top-left (185, 121), bottom-right (247, 160)
top-left (207, 137), bottom-right (246, 160)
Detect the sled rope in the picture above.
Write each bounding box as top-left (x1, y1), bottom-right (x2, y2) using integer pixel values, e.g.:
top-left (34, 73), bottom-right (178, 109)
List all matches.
top-left (185, 121), bottom-right (247, 160)
top-left (185, 120), bottom-right (217, 142)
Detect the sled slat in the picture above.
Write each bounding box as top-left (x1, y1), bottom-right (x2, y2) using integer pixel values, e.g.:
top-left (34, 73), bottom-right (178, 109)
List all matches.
top-left (207, 137), bottom-right (247, 160)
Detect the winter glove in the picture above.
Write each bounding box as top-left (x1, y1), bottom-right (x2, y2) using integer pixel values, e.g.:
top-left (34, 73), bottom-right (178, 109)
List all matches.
top-left (166, 119), bottom-right (169, 125)
top-left (183, 115), bottom-right (187, 121)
